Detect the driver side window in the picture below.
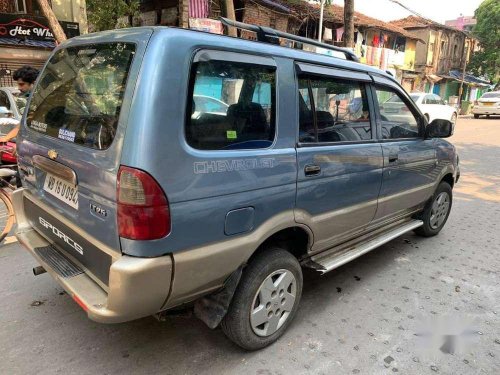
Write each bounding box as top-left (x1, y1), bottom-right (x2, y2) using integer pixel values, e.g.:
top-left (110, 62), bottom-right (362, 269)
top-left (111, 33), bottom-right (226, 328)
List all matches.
top-left (375, 86), bottom-right (422, 139)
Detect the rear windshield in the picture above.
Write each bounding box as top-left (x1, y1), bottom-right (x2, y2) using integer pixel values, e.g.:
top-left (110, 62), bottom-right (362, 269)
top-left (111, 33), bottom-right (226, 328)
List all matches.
top-left (481, 92), bottom-right (500, 99)
top-left (27, 43), bottom-right (135, 150)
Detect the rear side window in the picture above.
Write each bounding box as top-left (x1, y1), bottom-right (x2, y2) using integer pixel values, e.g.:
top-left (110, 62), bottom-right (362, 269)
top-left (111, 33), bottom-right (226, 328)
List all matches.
top-left (298, 75), bottom-right (371, 143)
top-left (186, 60), bottom-right (276, 150)
top-left (27, 43), bottom-right (135, 150)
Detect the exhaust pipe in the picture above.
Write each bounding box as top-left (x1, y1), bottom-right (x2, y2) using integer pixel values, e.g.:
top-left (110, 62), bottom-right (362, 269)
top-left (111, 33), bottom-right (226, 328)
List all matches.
top-left (33, 266), bottom-right (46, 276)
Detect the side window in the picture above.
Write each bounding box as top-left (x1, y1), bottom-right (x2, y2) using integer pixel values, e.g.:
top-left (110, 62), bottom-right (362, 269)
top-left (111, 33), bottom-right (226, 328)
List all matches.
top-left (186, 60), bottom-right (276, 150)
top-left (423, 95), bottom-right (432, 105)
top-left (375, 86), bottom-right (422, 139)
top-left (298, 75), bottom-right (372, 143)
top-left (0, 91), bottom-right (10, 110)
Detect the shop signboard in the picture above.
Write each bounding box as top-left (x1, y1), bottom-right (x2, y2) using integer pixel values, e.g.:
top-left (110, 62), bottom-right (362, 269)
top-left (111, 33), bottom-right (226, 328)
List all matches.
top-left (0, 13), bottom-right (80, 42)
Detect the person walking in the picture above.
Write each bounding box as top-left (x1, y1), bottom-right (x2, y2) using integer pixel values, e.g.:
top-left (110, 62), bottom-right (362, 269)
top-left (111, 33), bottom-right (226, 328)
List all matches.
top-left (0, 66), bottom-right (39, 143)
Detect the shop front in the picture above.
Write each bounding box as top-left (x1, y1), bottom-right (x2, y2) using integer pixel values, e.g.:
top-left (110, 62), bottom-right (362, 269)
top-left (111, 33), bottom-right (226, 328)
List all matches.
top-left (0, 13), bottom-right (79, 86)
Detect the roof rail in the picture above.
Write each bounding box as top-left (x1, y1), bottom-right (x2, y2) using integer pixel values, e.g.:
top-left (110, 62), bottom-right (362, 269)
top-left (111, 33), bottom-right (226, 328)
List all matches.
top-left (219, 17), bottom-right (359, 62)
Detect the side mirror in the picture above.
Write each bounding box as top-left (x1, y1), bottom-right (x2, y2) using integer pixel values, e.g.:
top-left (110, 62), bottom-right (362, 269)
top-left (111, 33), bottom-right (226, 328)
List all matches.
top-left (426, 119), bottom-right (453, 138)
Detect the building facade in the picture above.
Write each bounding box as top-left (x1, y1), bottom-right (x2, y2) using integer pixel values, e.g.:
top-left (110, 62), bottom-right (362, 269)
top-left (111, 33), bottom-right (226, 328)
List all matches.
top-left (0, 0), bottom-right (87, 87)
top-left (391, 16), bottom-right (488, 104)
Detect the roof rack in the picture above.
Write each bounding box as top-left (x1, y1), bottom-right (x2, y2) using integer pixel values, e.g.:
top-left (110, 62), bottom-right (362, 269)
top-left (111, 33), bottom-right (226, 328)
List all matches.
top-left (219, 17), bottom-right (359, 63)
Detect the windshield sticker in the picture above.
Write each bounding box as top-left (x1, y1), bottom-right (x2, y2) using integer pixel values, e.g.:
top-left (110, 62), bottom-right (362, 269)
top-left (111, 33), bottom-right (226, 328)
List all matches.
top-left (194, 158), bottom-right (277, 174)
top-left (30, 120), bottom-right (47, 133)
top-left (58, 129), bottom-right (76, 142)
top-left (226, 130), bottom-right (237, 139)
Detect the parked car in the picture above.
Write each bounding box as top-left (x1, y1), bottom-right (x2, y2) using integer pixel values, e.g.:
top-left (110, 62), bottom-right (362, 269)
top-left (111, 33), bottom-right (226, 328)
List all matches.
top-left (0, 87), bottom-right (26, 120)
top-left (409, 92), bottom-right (458, 125)
top-left (13, 24), bottom-right (459, 350)
top-left (192, 94), bottom-right (229, 116)
top-left (472, 91), bottom-right (500, 118)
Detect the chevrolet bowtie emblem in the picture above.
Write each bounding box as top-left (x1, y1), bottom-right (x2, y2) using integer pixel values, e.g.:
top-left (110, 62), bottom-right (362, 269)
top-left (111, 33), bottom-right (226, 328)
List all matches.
top-left (47, 149), bottom-right (58, 160)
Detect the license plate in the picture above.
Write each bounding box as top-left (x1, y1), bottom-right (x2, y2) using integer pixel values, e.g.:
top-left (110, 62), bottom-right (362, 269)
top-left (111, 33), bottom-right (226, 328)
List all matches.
top-left (43, 173), bottom-right (78, 209)
top-left (483, 102), bottom-right (494, 106)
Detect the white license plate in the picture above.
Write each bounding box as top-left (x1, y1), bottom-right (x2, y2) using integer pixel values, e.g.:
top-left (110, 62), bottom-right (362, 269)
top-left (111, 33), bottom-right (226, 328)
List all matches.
top-left (43, 173), bottom-right (79, 209)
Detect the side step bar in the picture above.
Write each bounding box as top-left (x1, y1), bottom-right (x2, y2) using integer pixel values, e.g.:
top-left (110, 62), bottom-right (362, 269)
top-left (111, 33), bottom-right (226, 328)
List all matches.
top-left (306, 220), bottom-right (423, 274)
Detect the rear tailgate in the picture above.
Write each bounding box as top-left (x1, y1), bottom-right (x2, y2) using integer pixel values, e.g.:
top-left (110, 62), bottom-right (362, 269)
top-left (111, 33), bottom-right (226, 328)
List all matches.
top-left (17, 30), bottom-right (152, 286)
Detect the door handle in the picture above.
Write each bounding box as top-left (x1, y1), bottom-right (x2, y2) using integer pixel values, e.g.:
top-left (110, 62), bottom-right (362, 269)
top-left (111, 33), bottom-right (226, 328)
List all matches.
top-left (304, 164), bottom-right (321, 176)
top-left (388, 155), bottom-right (399, 163)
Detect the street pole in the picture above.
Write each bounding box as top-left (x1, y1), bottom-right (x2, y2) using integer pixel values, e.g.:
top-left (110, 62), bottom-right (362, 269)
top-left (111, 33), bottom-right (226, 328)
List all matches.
top-left (458, 41), bottom-right (469, 108)
top-left (318, 0), bottom-right (325, 42)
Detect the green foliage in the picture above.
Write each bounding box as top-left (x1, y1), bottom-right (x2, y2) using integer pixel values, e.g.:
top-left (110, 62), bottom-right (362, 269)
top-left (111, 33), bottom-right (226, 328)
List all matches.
top-left (469, 0), bottom-right (500, 82)
top-left (86, 0), bottom-right (140, 32)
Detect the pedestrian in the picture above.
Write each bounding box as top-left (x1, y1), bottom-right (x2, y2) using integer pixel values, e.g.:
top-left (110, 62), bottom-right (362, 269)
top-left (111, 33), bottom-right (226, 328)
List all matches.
top-left (0, 66), bottom-right (39, 143)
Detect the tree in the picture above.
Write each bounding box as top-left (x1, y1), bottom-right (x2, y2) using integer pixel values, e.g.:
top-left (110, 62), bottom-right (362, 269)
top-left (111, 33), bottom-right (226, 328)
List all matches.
top-left (343, 0), bottom-right (354, 48)
top-left (86, 0), bottom-right (139, 32)
top-left (224, 0), bottom-right (237, 37)
top-left (468, 0), bottom-right (500, 83)
top-left (36, 0), bottom-right (66, 43)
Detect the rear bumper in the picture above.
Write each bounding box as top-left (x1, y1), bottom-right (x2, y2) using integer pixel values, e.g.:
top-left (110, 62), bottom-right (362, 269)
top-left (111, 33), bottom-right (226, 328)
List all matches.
top-left (13, 188), bottom-right (173, 323)
top-left (472, 107), bottom-right (500, 115)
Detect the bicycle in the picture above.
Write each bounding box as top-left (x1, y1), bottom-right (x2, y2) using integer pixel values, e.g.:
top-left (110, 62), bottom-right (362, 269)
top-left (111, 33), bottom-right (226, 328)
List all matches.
top-left (0, 145), bottom-right (18, 243)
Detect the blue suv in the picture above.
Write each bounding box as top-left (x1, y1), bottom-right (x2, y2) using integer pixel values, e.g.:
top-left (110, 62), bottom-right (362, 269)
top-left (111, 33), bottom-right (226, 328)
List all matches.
top-left (13, 22), bottom-right (459, 350)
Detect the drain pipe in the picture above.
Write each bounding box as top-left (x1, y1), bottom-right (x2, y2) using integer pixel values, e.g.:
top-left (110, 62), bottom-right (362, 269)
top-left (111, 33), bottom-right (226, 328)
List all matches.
top-left (33, 266), bottom-right (46, 276)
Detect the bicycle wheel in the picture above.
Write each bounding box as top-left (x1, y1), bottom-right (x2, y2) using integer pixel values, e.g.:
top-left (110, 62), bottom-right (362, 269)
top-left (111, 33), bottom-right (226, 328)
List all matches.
top-left (0, 189), bottom-right (15, 243)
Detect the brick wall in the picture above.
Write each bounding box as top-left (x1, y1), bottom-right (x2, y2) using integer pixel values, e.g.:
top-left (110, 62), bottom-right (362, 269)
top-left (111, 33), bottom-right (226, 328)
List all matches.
top-left (241, 2), bottom-right (289, 40)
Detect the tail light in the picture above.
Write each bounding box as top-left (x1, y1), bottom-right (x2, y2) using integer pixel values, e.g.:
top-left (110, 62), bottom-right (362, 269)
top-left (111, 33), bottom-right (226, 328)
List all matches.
top-left (117, 166), bottom-right (170, 240)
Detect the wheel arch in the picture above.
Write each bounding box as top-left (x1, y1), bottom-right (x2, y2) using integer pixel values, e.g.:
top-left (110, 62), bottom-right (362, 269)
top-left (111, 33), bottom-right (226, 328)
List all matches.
top-left (248, 226), bottom-right (313, 264)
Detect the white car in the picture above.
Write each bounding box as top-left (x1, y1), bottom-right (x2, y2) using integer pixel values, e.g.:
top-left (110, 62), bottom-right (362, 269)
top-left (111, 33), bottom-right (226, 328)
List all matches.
top-left (472, 91), bottom-right (500, 118)
top-left (410, 93), bottom-right (458, 125)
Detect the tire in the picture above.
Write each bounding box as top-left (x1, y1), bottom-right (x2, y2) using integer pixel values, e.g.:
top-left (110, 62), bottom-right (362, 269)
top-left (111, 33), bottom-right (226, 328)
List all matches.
top-left (0, 189), bottom-right (15, 243)
top-left (414, 181), bottom-right (452, 237)
top-left (221, 247), bottom-right (303, 350)
top-left (473, 114), bottom-right (480, 119)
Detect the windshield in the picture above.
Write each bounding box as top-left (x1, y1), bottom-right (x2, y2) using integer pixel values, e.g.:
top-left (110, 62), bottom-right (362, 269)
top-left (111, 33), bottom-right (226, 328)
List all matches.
top-left (482, 92), bottom-right (500, 99)
top-left (27, 43), bottom-right (135, 150)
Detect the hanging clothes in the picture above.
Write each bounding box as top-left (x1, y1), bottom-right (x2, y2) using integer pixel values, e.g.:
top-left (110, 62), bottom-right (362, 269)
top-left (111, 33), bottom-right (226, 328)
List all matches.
top-left (323, 27), bottom-right (333, 41)
top-left (336, 27), bottom-right (344, 43)
top-left (189, 0), bottom-right (209, 18)
top-left (372, 34), bottom-right (379, 47)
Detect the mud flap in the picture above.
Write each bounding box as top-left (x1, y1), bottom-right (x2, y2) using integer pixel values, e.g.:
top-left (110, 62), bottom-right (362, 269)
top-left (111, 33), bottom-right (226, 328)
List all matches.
top-left (194, 266), bottom-right (243, 329)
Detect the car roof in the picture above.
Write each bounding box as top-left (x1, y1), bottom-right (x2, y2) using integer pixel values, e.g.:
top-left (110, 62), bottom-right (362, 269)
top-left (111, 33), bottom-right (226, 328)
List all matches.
top-left (63, 26), bottom-right (396, 81)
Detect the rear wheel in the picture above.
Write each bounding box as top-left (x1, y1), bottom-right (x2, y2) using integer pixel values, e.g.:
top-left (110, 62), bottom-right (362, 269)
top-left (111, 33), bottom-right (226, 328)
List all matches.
top-left (473, 114), bottom-right (480, 119)
top-left (221, 247), bottom-right (303, 350)
top-left (415, 181), bottom-right (452, 237)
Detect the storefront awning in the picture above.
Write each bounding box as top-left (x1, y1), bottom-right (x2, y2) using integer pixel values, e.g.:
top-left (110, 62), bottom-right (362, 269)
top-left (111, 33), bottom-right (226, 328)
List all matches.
top-left (446, 70), bottom-right (490, 86)
top-left (0, 37), bottom-right (55, 49)
top-left (425, 74), bottom-right (443, 83)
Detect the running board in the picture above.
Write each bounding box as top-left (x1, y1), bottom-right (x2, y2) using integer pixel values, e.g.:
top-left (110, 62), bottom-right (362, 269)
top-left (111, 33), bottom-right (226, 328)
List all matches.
top-left (306, 220), bottom-right (423, 274)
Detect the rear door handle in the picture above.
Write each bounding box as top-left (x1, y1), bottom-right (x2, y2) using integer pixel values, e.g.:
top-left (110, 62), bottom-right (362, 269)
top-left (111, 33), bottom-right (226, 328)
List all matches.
top-left (304, 164), bottom-right (321, 176)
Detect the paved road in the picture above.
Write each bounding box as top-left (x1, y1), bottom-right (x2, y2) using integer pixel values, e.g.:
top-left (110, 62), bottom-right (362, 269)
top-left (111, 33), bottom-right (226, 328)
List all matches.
top-left (1, 117), bottom-right (499, 375)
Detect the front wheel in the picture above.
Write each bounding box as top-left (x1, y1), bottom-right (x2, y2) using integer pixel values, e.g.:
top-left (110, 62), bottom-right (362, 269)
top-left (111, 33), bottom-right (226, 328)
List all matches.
top-left (415, 181), bottom-right (452, 237)
top-left (451, 112), bottom-right (457, 125)
top-left (221, 247), bottom-right (303, 350)
top-left (473, 114), bottom-right (480, 119)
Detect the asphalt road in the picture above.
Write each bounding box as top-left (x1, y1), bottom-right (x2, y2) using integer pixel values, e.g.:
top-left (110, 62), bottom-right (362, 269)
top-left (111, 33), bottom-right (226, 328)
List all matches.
top-left (1, 116), bottom-right (499, 375)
